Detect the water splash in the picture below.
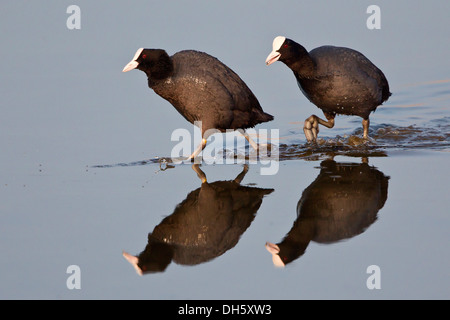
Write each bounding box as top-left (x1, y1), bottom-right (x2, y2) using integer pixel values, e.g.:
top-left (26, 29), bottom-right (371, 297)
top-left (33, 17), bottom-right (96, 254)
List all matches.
top-left (92, 120), bottom-right (450, 168)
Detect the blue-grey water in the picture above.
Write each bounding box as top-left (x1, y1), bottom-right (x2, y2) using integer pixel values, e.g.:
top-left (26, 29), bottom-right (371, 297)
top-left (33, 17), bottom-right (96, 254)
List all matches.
top-left (1, 1), bottom-right (449, 299)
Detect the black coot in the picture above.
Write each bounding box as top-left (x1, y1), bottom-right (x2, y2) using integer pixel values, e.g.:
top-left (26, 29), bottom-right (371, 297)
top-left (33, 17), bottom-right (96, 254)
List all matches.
top-left (266, 36), bottom-right (391, 142)
top-left (123, 48), bottom-right (273, 159)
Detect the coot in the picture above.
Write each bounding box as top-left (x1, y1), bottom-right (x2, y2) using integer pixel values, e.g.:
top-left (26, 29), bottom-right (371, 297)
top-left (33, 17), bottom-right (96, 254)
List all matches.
top-left (123, 48), bottom-right (273, 159)
top-left (266, 36), bottom-right (391, 142)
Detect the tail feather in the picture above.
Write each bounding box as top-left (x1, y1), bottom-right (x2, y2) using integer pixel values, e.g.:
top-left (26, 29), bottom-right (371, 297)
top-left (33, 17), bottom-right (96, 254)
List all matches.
top-left (260, 112), bottom-right (274, 122)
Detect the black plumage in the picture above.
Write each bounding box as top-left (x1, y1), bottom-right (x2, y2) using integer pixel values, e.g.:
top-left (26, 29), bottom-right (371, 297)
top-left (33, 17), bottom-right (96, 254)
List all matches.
top-left (123, 48), bottom-right (273, 159)
top-left (266, 36), bottom-right (391, 142)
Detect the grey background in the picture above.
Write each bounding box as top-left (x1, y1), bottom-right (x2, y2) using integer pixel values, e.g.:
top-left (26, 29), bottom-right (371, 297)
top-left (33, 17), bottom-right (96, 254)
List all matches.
top-left (1, 1), bottom-right (449, 299)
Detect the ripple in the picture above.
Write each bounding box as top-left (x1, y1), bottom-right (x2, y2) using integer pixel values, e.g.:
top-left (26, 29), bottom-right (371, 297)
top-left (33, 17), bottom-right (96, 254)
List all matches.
top-left (92, 119), bottom-right (450, 168)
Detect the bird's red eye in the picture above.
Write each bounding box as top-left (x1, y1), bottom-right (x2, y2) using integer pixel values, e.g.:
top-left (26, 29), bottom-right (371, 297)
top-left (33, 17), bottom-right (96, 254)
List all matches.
top-left (142, 54), bottom-right (147, 59)
top-left (284, 44), bottom-right (288, 48)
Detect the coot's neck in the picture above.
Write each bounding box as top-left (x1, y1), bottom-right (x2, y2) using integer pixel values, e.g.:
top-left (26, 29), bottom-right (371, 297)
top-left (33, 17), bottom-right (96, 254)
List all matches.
top-left (276, 216), bottom-right (314, 264)
top-left (282, 45), bottom-right (316, 79)
top-left (140, 55), bottom-right (174, 87)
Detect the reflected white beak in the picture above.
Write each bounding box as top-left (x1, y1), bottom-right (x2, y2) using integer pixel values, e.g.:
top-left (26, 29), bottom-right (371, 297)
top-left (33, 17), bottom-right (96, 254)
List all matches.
top-left (265, 51), bottom-right (281, 66)
top-left (122, 251), bottom-right (143, 275)
top-left (265, 242), bottom-right (285, 268)
top-left (265, 242), bottom-right (280, 254)
top-left (122, 60), bottom-right (139, 72)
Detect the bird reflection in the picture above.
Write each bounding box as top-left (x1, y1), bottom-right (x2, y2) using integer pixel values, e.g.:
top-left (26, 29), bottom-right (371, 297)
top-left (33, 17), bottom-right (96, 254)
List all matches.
top-left (266, 158), bottom-right (389, 267)
top-left (123, 164), bottom-right (274, 274)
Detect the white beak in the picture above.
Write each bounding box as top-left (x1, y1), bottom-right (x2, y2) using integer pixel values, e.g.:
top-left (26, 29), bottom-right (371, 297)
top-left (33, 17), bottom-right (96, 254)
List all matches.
top-left (265, 51), bottom-right (281, 66)
top-left (122, 60), bottom-right (139, 72)
top-left (122, 48), bottom-right (144, 72)
top-left (266, 36), bottom-right (286, 66)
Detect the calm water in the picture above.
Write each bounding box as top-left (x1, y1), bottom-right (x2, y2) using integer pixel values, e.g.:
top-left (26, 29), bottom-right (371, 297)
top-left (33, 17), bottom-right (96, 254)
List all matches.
top-left (1, 1), bottom-right (449, 299)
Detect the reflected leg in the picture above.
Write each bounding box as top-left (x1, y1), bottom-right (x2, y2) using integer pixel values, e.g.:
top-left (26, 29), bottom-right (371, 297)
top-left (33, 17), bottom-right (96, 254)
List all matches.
top-left (192, 164), bottom-right (207, 183)
top-left (233, 164), bottom-right (249, 184)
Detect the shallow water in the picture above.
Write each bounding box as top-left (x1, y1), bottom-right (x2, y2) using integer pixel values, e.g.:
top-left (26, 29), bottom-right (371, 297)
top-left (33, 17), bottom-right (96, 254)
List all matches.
top-left (1, 1), bottom-right (450, 300)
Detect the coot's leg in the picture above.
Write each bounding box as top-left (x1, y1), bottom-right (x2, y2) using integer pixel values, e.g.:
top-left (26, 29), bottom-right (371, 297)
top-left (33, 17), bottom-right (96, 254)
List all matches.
top-left (362, 118), bottom-right (370, 139)
top-left (188, 139), bottom-right (207, 161)
top-left (239, 129), bottom-right (259, 151)
top-left (303, 112), bottom-right (335, 142)
top-left (187, 130), bottom-right (213, 162)
top-left (187, 138), bottom-right (207, 162)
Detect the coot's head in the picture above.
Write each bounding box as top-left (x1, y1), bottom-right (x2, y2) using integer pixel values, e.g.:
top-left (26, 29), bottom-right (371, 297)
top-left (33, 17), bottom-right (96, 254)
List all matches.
top-left (123, 48), bottom-right (173, 79)
top-left (265, 36), bottom-right (307, 66)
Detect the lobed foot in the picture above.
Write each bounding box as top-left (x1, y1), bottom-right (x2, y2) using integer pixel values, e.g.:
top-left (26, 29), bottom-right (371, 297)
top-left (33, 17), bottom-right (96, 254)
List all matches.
top-left (303, 115), bottom-right (320, 143)
top-left (303, 113), bottom-right (335, 143)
